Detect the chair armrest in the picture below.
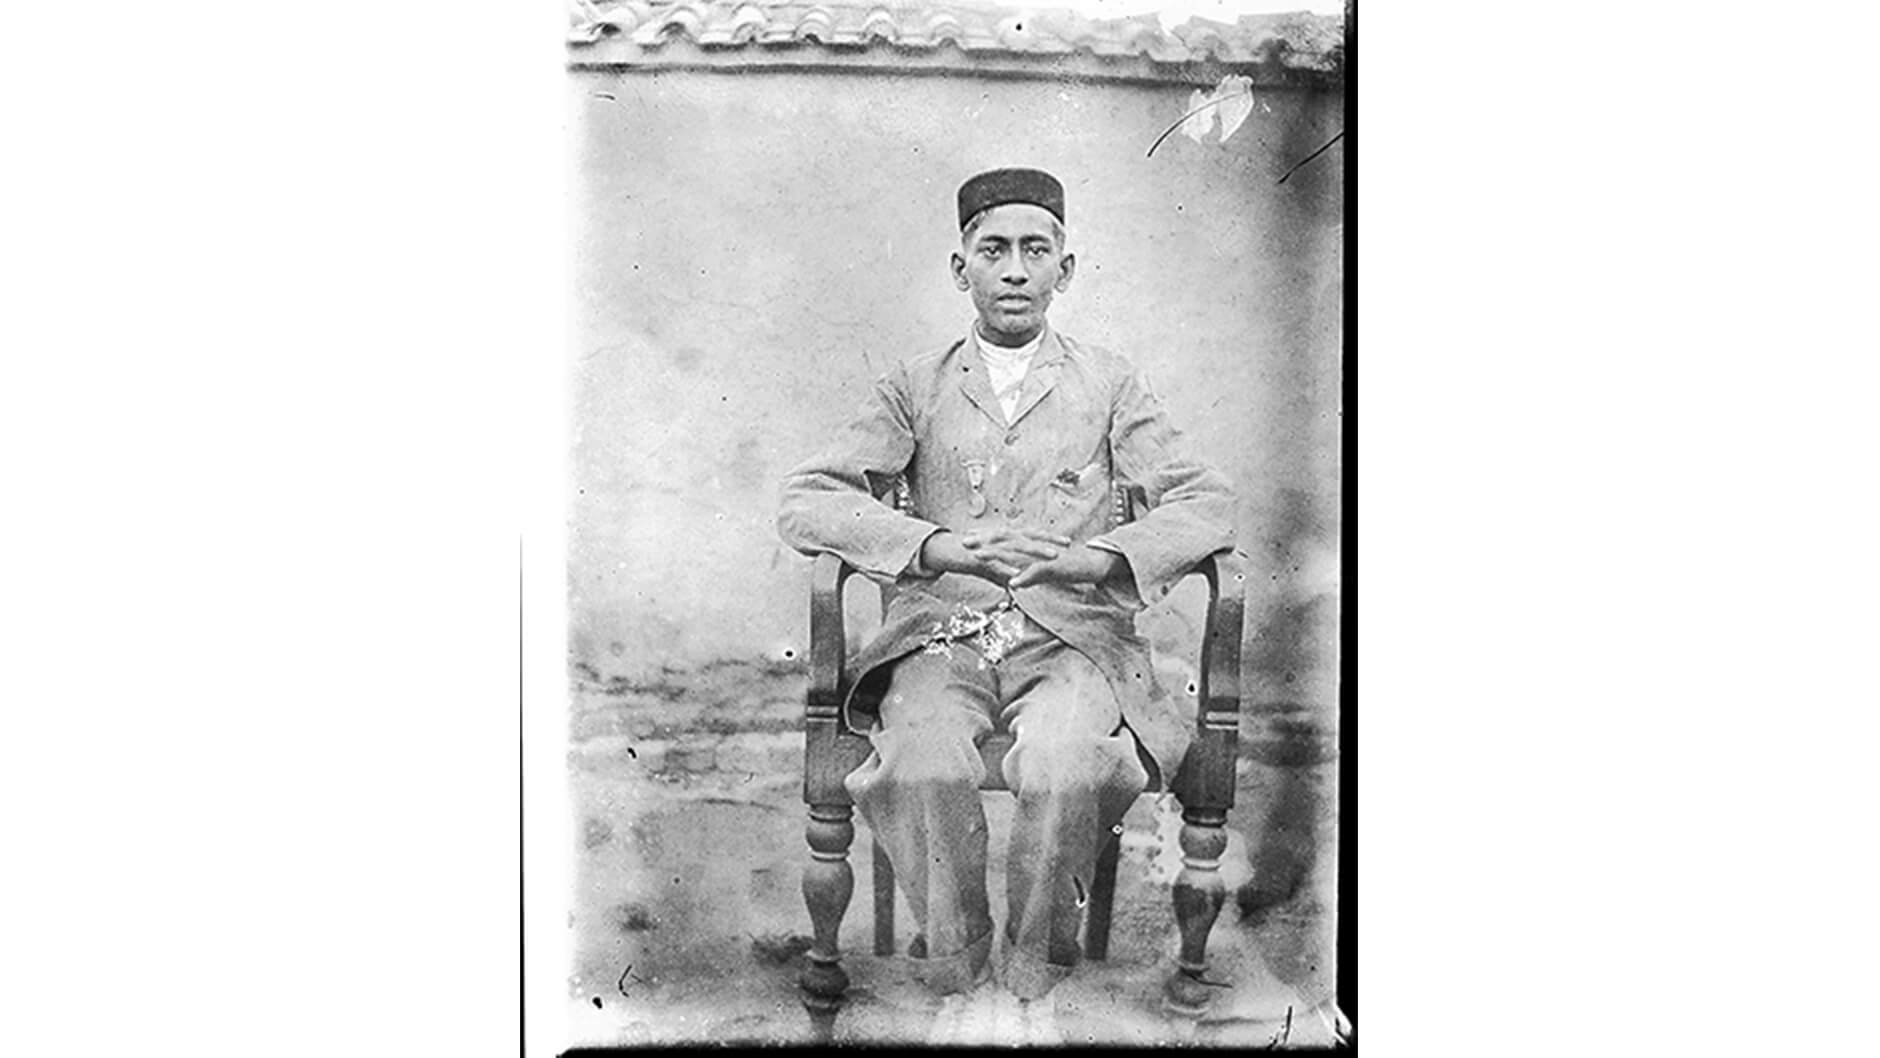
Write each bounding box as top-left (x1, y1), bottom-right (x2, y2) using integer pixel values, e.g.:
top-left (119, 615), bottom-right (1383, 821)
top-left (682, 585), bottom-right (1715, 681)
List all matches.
top-left (1195, 549), bottom-right (1245, 729)
top-left (805, 553), bottom-right (876, 805)
top-left (1177, 548), bottom-right (1247, 810)
top-left (808, 553), bottom-right (858, 712)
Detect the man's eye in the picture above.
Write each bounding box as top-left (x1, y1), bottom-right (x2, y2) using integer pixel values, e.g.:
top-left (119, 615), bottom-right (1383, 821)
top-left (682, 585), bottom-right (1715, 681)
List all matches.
top-left (1026, 245), bottom-right (1049, 257)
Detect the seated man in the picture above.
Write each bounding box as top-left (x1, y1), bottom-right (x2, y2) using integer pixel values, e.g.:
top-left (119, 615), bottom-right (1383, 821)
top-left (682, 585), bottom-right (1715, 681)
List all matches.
top-left (777, 168), bottom-right (1236, 1021)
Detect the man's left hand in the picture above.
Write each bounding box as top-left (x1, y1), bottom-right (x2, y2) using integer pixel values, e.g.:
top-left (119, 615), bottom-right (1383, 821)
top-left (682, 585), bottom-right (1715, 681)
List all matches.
top-left (1007, 545), bottom-right (1128, 589)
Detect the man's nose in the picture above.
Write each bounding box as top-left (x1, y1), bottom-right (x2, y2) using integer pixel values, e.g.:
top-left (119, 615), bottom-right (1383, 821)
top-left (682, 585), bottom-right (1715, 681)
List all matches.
top-left (1000, 257), bottom-right (1028, 284)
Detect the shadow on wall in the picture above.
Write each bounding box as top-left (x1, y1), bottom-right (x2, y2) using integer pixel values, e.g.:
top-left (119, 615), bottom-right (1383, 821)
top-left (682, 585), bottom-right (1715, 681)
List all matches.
top-left (1233, 484), bottom-right (1339, 1005)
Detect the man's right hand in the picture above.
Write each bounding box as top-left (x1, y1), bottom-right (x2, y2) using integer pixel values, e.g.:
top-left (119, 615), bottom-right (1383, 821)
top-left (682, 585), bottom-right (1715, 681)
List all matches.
top-left (919, 528), bottom-right (1073, 586)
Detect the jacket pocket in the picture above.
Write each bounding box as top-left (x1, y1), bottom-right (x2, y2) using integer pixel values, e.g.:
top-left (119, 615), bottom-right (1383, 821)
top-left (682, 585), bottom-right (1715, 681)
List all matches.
top-left (1045, 460), bottom-right (1109, 531)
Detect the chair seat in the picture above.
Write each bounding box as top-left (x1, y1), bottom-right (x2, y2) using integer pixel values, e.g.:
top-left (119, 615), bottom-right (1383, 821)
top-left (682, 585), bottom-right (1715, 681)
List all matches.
top-left (974, 731), bottom-right (1163, 793)
top-left (830, 727), bottom-right (1167, 795)
top-left (975, 732), bottom-right (1014, 791)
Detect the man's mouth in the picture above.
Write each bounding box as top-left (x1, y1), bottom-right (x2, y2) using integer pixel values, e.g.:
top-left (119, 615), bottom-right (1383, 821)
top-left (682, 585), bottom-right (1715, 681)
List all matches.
top-left (996, 295), bottom-right (1030, 306)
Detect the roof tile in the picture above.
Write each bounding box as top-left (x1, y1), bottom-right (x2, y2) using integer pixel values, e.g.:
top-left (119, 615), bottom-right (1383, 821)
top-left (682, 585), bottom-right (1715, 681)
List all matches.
top-left (569, 0), bottom-right (1343, 76)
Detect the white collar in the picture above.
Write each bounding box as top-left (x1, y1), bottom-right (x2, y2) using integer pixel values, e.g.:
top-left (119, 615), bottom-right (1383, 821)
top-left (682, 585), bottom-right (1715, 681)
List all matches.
top-left (972, 327), bottom-right (1045, 364)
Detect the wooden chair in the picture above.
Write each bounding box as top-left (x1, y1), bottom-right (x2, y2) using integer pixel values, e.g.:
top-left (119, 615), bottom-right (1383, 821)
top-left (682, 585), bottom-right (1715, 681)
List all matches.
top-left (797, 484), bottom-right (1247, 1038)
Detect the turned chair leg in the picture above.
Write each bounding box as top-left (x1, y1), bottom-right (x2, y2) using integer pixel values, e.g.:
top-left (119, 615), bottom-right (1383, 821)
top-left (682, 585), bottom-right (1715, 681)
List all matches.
top-left (800, 803), bottom-right (855, 1041)
top-left (1084, 828), bottom-right (1122, 961)
top-left (1163, 807), bottom-right (1229, 1024)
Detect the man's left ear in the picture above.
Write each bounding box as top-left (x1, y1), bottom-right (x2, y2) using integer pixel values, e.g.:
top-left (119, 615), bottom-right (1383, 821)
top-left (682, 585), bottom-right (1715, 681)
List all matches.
top-left (1055, 253), bottom-right (1077, 293)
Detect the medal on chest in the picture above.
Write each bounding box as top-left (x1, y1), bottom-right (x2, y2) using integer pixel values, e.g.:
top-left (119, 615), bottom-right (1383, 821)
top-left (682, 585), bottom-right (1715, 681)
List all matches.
top-left (962, 457), bottom-right (989, 517)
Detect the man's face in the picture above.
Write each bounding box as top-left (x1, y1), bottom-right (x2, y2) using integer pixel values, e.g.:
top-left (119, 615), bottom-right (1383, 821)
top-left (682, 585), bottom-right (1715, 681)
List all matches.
top-left (951, 203), bottom-right (1076, 346)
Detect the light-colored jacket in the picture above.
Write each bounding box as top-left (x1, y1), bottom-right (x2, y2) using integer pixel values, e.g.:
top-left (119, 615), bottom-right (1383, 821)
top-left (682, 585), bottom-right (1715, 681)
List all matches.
top-left (777, 326), bottom-right (1236, 781)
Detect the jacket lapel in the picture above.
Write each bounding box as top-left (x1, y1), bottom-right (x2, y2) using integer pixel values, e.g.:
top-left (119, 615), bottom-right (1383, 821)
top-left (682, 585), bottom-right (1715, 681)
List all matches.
top-left (954, 334), bottom-right (1008, 429)
top-left (1004, 327), bottom-right (1067, 429)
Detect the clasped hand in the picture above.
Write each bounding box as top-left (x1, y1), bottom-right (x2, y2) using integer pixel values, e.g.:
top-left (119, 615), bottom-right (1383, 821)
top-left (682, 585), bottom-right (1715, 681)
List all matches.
top-left (920, 527), bottom-right (1123, 588)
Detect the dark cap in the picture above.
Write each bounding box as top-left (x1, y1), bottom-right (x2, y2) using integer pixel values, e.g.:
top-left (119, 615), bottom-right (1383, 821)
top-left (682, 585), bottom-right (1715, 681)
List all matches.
top-left (957, 168), bottom-right (1065, 229)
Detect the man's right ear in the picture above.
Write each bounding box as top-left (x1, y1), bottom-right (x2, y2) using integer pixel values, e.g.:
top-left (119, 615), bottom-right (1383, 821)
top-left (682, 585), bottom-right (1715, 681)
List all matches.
top-left (949, 252), bottom-right (969, 291)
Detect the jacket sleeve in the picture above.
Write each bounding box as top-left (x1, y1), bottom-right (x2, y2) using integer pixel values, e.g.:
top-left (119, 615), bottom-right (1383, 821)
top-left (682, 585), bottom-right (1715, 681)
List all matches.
top-left (1087, 368), bottom-right (1237, 605)
top-left (776, 361), bottom-right (945, 584)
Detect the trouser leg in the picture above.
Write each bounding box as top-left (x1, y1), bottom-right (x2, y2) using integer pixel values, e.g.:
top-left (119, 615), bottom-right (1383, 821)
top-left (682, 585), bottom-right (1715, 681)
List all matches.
top-left (997, 643), bottom-right (1150, 1000)
top-left (843, 648), bottom-right (996, 993)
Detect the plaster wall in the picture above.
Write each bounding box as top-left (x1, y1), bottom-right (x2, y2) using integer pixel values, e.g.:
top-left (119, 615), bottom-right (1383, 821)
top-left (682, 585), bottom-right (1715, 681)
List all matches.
top-left (569, 67), bottom-right (1341, 718)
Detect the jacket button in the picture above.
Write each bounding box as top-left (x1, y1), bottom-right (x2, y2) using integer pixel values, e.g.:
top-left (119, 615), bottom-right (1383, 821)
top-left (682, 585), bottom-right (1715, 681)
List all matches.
top-left (1005, 507), bottom-right (1021, 519)
top-left (1003, 432), bottom-right (1018, 445)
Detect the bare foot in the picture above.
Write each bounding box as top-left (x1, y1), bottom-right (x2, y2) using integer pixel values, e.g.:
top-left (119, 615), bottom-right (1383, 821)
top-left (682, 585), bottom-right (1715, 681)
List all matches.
top-left (926, 965), bottom-right (997, 1044)
top-left (1017, 995), bottom-right (1062, 1045)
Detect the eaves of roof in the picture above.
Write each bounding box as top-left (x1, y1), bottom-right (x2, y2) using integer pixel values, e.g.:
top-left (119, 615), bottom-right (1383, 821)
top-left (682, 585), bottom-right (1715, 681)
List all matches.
top-left (567, 1), bottom-right (1345, 88)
